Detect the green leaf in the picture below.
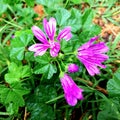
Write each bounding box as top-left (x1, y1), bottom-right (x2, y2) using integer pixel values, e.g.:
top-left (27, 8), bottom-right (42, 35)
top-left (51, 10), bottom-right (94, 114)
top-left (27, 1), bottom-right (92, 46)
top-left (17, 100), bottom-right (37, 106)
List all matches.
top-left (5, 62), bottom-right (31, 84)
top-left (111, 34), bottom-right (120, 53)
top-left (97, 98), bottom-right (120, 120)
top-left (25, 51), bottom-right (35, 62)
top-left (70, 0), bottom-right (80, 4)
top-left (79, 24), bottom-right (101, 43)
top-left (3, 0), bottom-right (20, 4)
top-left (26, 85), bottom-right (57, 120)
top-left (34, 63), bottom-right (57, 79)
top-left (61, 35), bottom-right (80, 53)
top-left (10, 47), bottom-right (25, 60)
top-left (65, 8), bottom-right (82, 32)
top-left (82, 9), bottom-right (94, 29)
top-left (0, 3), bottom-right (7, 15)
top-left (34, 85), bottom-right (57, 103)
top-left (15, 30), bottom-right (33, 46)
top-left (0, 82), bottom-right (29, 114)
top-left (10, 30), bottom-right (33, 60)
top-left (36, 0), bottom-right (62, 11)
top-left (25, 0), bottom-right (34, 7)
top-left (27, 103), bottom-right (55, 120)
top-left (35, 54), bottom-right (51, 64)
top-left (0, 46), bottom-right (10, 72)
top-left (16, 7), bottom-right (35, 25)
top-left (98, 68), bottom-right (120, 120)
top-left (107, 68), bottom-right (120, 97)
top-left (33, 54), bottom-right (57, 79)
top-left (55, 8), bottom-right (71, 26)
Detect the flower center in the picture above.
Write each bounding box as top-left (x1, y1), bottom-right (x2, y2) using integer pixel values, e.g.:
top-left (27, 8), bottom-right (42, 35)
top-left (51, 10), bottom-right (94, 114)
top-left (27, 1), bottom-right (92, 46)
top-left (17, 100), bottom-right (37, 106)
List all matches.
top-left (49, 41), bottom-right (55, 48)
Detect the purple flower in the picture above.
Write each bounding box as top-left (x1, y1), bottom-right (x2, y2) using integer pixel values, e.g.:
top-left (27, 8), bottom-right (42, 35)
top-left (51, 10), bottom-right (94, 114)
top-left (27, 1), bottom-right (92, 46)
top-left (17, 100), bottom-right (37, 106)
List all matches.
top-left (11, 35), bottom-right (15, 39)
top-left (28, 17), bottom-right (72, 57)
top-left (68, 64), bottom-right (79, 73)
top-left (77, 36), bottom-right (109, 76)
top-left (60, 73), bottom-right (83, 106)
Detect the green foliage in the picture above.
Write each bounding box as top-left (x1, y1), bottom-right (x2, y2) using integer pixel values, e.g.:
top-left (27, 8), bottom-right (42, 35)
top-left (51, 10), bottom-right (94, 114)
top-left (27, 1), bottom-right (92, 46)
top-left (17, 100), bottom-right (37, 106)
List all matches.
top-left (81, 8), bottom-right (94, 29)
top-left (55, 8), bottom-right (82, 32)
top-left (10, 30), bottom-right (33, 60)
top-left (97, 68), bottom-right (120, 120)
top-left (33, 55), bottom-right (57, 79)
top-left (107, 68), bottom-right (120, 97)
top-left (111, 34), bottom-right (120, 53)
top-left (16, 7), bottom-right (35, 25)
top-left (55, 8), bottom-right (71, 26)
top-left (0, 1), bottom-right (7, 15)
top-left (0, 82), bottom-right (29, 114)
top-left (0, 0), bottom-right (119, 119)
top-left (3, 0), bottom-right (20, 4)
top-left (70, 0), bottom-right (81, 4)
top-left (27, 103), bottom-right (55, 120)
top-left (61, 35), bottom-right (80, 53)
top-left (5, 62), bottom-right (31, 84)
top-left (25, 0), bottom-right (35, 7)
top-left (0, 46), bottom-right (9, 71)
top-left (36, 0), bottom-right (63, 11)
top-left (79, 24), bottom-right (101, 43)
top-left (28, 85), bottom-right (57, 103)
top-left (97, 99), bottom-right (120, 120)
top-left (26, 85), bottom-right (57, 120)
top-left (65, 8), bottom-right (82, 32)
top-left (0, 62), bottom-right (30, 114)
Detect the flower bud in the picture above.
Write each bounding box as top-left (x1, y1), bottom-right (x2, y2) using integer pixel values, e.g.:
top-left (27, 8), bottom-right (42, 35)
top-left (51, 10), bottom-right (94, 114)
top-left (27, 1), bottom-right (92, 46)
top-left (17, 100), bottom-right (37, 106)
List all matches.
top-left (68, 64), bottom-right (79, 73)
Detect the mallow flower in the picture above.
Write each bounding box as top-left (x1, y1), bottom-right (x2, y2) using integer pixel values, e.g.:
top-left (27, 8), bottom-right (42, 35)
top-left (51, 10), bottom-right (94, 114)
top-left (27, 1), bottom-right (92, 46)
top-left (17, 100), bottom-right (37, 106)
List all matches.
top-left (28, 17), bottom-right (72, 57)
top-left (60, 73), bottom-right (83, 106)
top-left (77, 36), bottom-right (109, 76)
top-left (68, 63), bottom-right (79, 73)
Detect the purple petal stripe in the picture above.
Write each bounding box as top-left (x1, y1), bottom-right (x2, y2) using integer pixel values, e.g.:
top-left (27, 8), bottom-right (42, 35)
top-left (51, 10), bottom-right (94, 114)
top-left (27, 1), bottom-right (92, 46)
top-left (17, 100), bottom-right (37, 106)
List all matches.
top-left (28, 43), bottom-right (50, 56)
top-left (43, 17), bottom-right (56, 41)
top-left (32, 26), bottom-right (48, 44)
top-left (57, 27), bottom-right (72, 41)
top-left (60, 74), bottom-right (84, 106)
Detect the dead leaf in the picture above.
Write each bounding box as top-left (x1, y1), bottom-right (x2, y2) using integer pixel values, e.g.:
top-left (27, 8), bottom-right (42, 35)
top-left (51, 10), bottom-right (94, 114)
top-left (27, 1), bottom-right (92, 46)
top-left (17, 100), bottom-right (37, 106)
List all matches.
top-left (34, 5), bottom-right (44, 20)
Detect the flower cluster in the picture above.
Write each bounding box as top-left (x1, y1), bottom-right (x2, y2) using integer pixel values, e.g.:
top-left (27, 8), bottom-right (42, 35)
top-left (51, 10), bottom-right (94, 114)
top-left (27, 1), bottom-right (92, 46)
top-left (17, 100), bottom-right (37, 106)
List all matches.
top-left (29, 17), bottom-right (109, 106)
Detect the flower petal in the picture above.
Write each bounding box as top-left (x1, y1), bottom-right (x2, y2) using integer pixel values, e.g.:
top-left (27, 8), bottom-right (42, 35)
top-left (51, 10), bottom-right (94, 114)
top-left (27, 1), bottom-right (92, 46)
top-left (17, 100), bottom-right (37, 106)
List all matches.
top-left (43, 17), bottom-right (56, 41)
top-left (28, 43), bottom-right (49, 56)
top-left (77, 36), bottom-right (109, 76)
top-left (32, 26), bottom-right (48, 44)
top-left (57, 27), bottom-right (72, 41)
top-left (90, 42), bottom-right (109, 53)
top-left (72, 84), bottom-right (84, 100)
top-left (60, 74), bottom-right (84, 106)
top-left (50, 42), bottom-right (60, 57)
top-left (79, 50), bottom-right (109, 62)
top-left (78, 36), bottom-right (99, 51)
top-left (65, 93), bottom-right (78, 106)
top-left (78, 56), bottom-right (100, 76)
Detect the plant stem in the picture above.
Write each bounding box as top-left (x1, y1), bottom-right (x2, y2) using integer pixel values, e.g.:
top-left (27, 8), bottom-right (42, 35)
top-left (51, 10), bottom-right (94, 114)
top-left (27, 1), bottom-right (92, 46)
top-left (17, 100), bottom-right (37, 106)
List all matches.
top-left (2, 19), bottom-right (23, 29)
top-left (0, 112), bottom-right (10, 116)
top-left (76, 77), bottom-right (108, 95)
top-left (65, 0), bottom-right (69, 8)
top-left (46, 94), bottom-right (64, 104)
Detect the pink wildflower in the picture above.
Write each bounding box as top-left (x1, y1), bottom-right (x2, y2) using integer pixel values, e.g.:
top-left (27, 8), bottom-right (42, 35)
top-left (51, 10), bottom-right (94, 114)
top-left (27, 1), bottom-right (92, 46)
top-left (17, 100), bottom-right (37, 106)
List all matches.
top-left (29, 17), bottom-right (72, 57)
top-left (68, 64), bottom-right (79, 73)
top-left (77, 36), bottom-right (109, 76)
top-left (60, 73), bottom-right (83, 106)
